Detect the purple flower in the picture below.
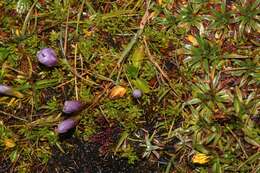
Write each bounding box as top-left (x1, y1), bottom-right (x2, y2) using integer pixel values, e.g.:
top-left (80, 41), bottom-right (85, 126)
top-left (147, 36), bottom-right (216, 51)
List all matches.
top-left (37, 48), bottom-right (57, 67)
top-left (56, 119), bottom-right (76, 133)
top-left (132, 89), bottom-right (142, 98)
top-left (0, 84), bottom-right (12, 95)
top-left (0, 84), bottom-right (23, 98)
top-left (63, 100), bottom-right (83, 114)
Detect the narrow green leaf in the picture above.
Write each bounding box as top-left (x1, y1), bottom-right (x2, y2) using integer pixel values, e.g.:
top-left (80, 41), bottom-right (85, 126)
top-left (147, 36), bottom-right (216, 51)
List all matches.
top-left (212, 72), bottom-right (220, 89)
top-left (237, 152), bottom-right (260, 170)
top-left (235, 86), bottom-right (243, 102)
top-left (206, 133), bottom-right (217, 144)
top-left (234, 96), bottom-right (241, 114)
top-left (203, 59), bottom-right (209, 73)
top-left (131, 45), bottom-right (144, 68)
top-left (9, 150), bottom-right (18, 162)
top-left (246, 92), bottom-right (255, 104)
top-left (127, 65), bottom-right (139, 78)
top-left (0, 47), bottom-right (10, 63)
top-left (185, 98), bottom-right (201, 105)
top-left (213, 133), bottom-right (221, 146)
top-left (212, 158), bottom-right (222, 173)
top-left (35, 79), bottom-right (59, 89)
top-left (114, 131), bottom-right (128, 154)
top-left (133, 78), bottom-right (150, 93)
top-left (244, 137), bottom-right (260, 147)
top-left (194, 144), bottom-right (209, 154)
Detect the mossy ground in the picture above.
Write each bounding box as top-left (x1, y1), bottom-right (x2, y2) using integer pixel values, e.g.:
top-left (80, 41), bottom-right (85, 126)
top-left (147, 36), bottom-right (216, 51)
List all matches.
top-left (0, 0), bottom-right (259, 173)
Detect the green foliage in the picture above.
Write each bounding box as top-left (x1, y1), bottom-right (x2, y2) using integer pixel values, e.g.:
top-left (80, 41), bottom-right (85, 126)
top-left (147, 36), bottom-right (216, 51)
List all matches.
top-left (16, 0), bottom-right (31, 14)
top-left (79, 86), bottom-right (93, 103)
top-left (131, 45), bottom-right (144, 69)
top-left (185, 36), bottom-right (221, 73)
top-left (78, 38), bottom-right (97, 63)
top-left (235, 0), bottom-right (260, 36)
top-left (92, 2), bottom-right (141, 35)
top-left (0, 47), bottom-right (10, 63)
top-left (49, 30), bottom-right (60, 44)
top-left (119, 144), bottom-right (139, 164)
top-left (19, 127), bottom-right (58, 145)
top-left (209, 3), bottom-right (232, 29)
top-left (140, 62), bottom-right (157, 80)
top-left (49, 0), bottom-right (69, 20)
top-left (102, 99), bottom-right (142, 130)
top-left (43, 97), bottom-right (59, 112)
top-left (132, 78), bottom-right (150, 93)
top-left (0, 123), bottom-right (13, 141)
top-left (126, 64), bottom-right (139, 78)
top-left (1, 0), bottom-right (259, 172)
top-left (177, 3), bottom-right (203, 31)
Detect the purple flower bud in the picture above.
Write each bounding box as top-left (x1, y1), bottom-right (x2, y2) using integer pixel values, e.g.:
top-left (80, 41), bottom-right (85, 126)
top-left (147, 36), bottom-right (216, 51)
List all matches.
top-left (56, 119), bottom-right (76, 133)
top-left (0, 84), bottom-right (23, 98)
top-left (0, 84), bottom-right (12, 94)
top-left (132, 89), bottom-right (142, 98)
top-left (63, 100), bottom-right (83, 114)
top-left (37, 48), bottom-right (57, 67)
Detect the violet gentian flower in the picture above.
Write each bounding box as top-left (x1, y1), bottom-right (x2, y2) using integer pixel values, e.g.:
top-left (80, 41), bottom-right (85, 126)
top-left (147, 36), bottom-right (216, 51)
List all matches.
top-left (0, 84), bottom-right (23, 98)
top-left (132, 89), bottom-right (142, 98)
top-left (63, 100), bottom-right (83, 114)
top-left (37, 48), bottom-right (57, 67)
top-left (56, 119), bottom-right (76, 134)
top-left (0, 84), bottom-right (12, 95)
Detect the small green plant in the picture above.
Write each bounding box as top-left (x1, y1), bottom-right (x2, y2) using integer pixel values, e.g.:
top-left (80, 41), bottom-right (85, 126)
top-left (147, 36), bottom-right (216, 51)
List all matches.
top-left (184, 36), bottom-right (221, 73)
top-left (235, 0), bottom-right (260, 36)
top-left (119, 144), bottom-right (139, 164)
top-left (139, 130), bottom-right (162, 159)
top-left (177, 3), bottom-right (203, 32)
top-left (184, 72), bottom-right (232, 120)
top-left (209, 3), bottom-right (233, 29)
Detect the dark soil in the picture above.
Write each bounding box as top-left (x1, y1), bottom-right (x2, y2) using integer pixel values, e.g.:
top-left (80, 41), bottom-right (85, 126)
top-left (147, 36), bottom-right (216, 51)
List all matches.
top-left (47, 138), bottom-right (161, 173)
top-left (0, 158), bottom-right (11, 173)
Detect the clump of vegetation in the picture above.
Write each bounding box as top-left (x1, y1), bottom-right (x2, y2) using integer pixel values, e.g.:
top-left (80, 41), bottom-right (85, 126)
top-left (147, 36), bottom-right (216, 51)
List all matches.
top-left (0, 0), bottom-right (259, 172)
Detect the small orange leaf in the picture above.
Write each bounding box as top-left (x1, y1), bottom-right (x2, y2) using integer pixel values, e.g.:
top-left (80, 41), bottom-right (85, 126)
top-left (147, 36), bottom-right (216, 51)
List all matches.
top-left (186, 35), bottom-right (198, 46)
top-left (109, 86), bottom-right (127, 99)
top-left (4, 138), bottom-right (16, 149)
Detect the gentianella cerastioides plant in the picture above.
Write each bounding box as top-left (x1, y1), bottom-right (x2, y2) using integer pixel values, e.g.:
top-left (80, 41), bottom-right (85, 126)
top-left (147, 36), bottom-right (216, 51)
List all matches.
top-left (56, 100), bottom-right (84, 134)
